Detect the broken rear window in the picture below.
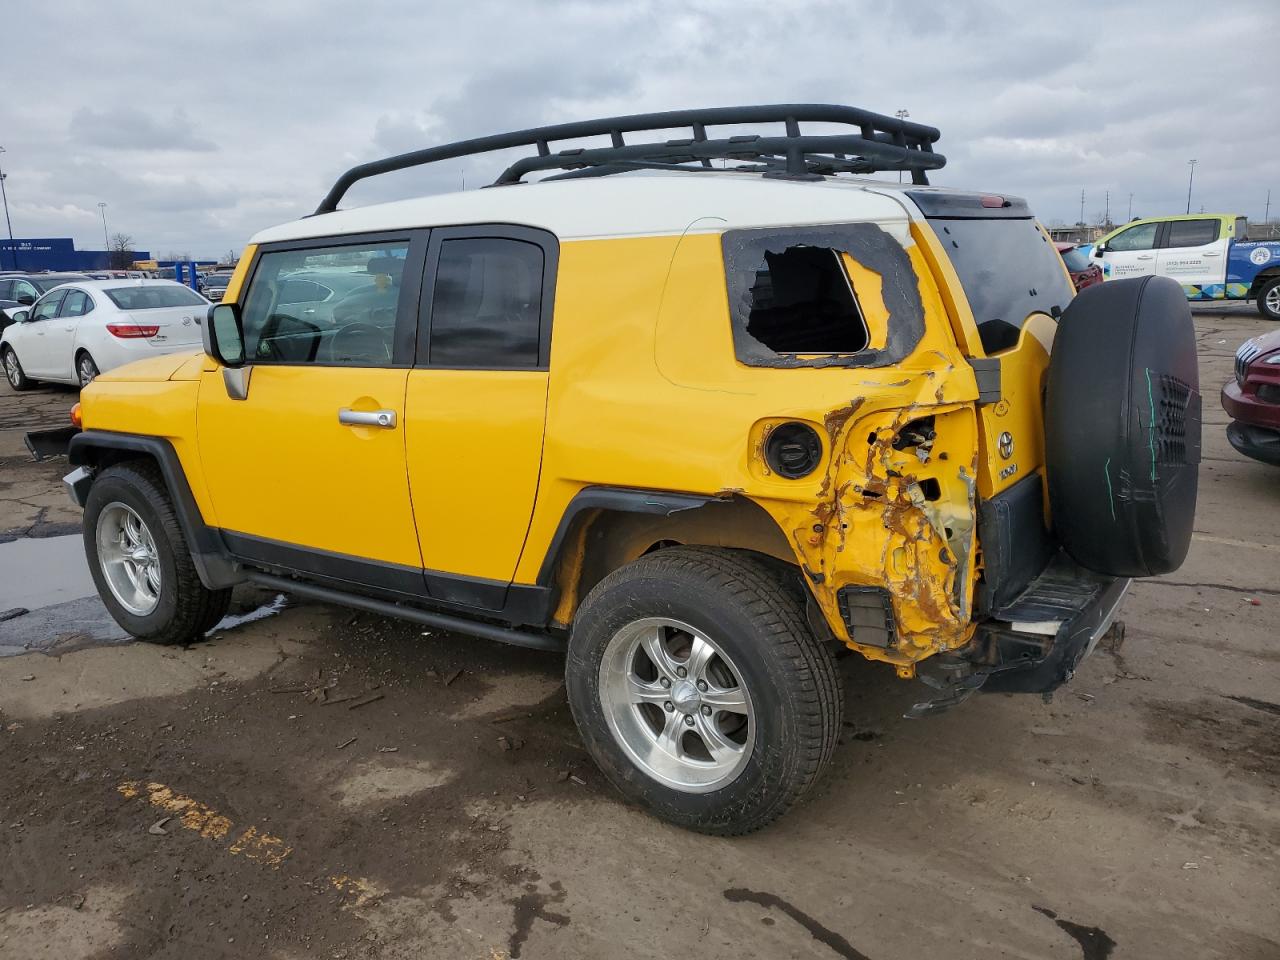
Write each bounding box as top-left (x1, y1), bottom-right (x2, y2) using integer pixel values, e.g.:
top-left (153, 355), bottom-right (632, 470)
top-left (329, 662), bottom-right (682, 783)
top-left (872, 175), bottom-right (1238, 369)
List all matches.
top-left (744, 247), bottom-right (868, 354)
top-left (722, 223), bottom-right (924, 369)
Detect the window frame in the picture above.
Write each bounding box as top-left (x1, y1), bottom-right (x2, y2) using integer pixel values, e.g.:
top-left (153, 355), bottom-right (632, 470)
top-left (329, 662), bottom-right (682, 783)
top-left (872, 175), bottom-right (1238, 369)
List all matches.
top-left (1158, 218), bottom-right (1221, 250)
top-left (235, 229), bottom-right (430, 368)
top-left (415, 223), bottom-right (559, 371)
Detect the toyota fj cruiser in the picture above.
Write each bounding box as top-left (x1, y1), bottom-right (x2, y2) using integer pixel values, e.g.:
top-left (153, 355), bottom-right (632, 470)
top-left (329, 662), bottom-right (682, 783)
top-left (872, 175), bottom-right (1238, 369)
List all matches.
top-left (62, 105), bottom-right (1201, 834)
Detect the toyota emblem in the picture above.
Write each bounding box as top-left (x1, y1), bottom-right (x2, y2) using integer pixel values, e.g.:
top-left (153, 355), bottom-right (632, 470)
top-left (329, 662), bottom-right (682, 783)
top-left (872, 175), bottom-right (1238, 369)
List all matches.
top-left (998, 431), bottom-right (1015, 459)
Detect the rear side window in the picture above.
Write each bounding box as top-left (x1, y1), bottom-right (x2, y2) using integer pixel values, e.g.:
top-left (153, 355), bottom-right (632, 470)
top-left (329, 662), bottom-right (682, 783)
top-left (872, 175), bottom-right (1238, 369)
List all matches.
top-left (105, 285), bottom-right (207, 310)
top-left (427, 238), bottom-right (544, 368)
top-left (1164, 219), bottom-right (1219, 248)
top-left (934, 218), bottom-right (1074, 354)
top-left (60, 290), bottom-right (94, 317)
top-left (744, 247), bottom-right (868, 353)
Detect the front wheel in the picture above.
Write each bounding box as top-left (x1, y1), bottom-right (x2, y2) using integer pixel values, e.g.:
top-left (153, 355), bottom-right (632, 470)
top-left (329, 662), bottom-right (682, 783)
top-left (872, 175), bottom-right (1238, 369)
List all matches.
top-left (3, 346), bottom-right (34, 391)
top-left (565, 547), bottom-right (843, 835)
top-left (84, 461), bottom-right (231, 644)
top-left (1257, 277), bottom-right (1280, 322)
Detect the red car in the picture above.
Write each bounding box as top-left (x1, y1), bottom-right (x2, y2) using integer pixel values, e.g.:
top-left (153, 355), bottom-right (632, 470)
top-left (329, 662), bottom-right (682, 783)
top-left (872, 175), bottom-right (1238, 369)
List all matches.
top-left (1222, 329), bottom-right (1280, 465)
top-left (1055, 242), bottom-right (1103, 292)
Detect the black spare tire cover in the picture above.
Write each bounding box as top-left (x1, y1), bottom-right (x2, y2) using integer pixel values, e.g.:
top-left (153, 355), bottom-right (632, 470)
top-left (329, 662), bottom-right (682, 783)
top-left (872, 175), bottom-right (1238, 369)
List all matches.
top-left (1045, 275), bottom-right (1201, 577)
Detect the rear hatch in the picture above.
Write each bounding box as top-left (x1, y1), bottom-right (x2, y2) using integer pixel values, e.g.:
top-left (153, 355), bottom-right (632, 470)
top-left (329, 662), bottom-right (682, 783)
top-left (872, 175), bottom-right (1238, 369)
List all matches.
top-left (102, 284), bottom-right (207, 348)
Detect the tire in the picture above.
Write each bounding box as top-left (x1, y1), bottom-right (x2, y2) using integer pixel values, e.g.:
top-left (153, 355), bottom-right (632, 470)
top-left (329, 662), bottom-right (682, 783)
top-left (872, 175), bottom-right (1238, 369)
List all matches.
top-left (3, 345), bottom-right (34, 391)
top-left (565, 546), bottom-right (843, 835)
top-left (1045, 275), bottom-right (1200, 577)
top-left (83, 461), bottom-right (232, 645)
top-left (1257, 276), bottom-right (1280, 322)
top-left (76, 350), bottom-right (100, 387)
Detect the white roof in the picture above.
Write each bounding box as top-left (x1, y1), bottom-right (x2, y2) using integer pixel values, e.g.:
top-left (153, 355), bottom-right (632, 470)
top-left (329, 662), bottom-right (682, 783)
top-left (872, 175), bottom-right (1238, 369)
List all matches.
top-left (53, 278), bottom-right (192, 290)
top-left (251, 173), bottom-right (925, 246)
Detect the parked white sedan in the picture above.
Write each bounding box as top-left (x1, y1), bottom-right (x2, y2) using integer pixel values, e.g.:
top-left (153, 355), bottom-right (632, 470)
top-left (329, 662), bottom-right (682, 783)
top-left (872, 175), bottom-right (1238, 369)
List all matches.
top-left (1, 279), bottom-right (209, 390)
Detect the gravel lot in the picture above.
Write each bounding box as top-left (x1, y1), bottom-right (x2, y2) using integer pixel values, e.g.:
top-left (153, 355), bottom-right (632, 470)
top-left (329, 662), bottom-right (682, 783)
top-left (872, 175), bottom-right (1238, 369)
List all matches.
top-left (1, 308), bottom-right (1277, 960)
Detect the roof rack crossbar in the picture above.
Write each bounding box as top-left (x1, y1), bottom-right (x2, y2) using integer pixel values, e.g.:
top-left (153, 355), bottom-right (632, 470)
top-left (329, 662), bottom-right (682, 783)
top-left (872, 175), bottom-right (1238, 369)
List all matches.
top-left (314, 103), bottom-right (944, 214)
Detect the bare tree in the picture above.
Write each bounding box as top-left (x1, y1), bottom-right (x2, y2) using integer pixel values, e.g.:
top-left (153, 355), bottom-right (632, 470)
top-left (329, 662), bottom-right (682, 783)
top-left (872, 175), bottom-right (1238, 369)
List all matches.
top-left (109, 233), bottom-right (136, 270)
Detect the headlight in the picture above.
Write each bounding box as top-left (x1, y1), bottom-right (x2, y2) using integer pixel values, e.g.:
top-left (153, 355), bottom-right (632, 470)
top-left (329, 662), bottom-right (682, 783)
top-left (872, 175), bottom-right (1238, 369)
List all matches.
top-left (1264, 354), bottom-right (1280, 365)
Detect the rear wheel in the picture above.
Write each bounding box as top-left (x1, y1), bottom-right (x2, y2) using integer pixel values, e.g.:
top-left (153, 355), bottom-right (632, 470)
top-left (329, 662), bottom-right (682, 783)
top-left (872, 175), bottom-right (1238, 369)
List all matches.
top-left (3, 346), bottom-right (34, 391)
top-left (84, 461), bottom-right (231, 644)
top-left (76, 351), bottom-right (100, 387)
top-left (565, 547), bottom-right (842, 835)
top-left (1257, 276), bottom-right (1280, 322)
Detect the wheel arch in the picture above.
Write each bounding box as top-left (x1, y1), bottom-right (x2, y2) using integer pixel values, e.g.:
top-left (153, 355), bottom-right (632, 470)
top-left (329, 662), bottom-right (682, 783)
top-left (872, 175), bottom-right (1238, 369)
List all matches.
top-left (1247, 267), bottom-right (1280, 299)
top-left (69, 431), bottom-right (242, 589)
top-left (537, 487), bottom-right (803, 628)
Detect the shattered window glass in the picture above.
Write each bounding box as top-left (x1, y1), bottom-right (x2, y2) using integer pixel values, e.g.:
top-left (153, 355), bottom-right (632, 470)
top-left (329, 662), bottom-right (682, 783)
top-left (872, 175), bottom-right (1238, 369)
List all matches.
top-left (744, 246), bottom-right (869, 354)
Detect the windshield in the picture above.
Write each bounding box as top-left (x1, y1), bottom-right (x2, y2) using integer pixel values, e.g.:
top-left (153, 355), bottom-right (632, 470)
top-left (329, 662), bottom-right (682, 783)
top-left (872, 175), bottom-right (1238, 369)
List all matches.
top-left (1060, 247), bottom-right (1091, 271)
top-left (104, 285), bottom-right (207, 310)
top-left (928, 218), bottom-right (1074, 354)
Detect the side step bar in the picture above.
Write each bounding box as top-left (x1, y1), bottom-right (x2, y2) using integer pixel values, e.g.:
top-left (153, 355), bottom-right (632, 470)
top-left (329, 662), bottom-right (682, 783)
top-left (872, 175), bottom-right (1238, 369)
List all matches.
top-left (246, 572), bottom-right (566, 653)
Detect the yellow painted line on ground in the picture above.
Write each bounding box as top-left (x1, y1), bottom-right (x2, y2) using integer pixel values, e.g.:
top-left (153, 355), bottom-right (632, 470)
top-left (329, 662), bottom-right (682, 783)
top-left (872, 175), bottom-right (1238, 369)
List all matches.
top-left (117, 780), bottom-right (380, 905)
top-left (1192, 533), bottom-right (1280, 552)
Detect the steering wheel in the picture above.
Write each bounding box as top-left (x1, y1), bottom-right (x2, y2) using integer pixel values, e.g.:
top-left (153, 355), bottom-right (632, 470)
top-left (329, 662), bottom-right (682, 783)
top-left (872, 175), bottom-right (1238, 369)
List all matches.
top-left (329, 322), bottom-right (392, 363)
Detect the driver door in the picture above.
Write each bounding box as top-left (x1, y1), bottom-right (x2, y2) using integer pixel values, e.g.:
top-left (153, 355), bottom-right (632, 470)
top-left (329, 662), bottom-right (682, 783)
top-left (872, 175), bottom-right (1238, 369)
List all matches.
top-left (196, 231), bottom-right (431, 586)
top-left (1095, 221), bottom-right (1159, 281)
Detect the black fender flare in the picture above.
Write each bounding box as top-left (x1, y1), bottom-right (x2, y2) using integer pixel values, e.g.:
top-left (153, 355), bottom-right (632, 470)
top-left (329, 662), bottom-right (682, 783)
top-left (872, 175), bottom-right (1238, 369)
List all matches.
top-left (68, 430), bottom-right (243, 589)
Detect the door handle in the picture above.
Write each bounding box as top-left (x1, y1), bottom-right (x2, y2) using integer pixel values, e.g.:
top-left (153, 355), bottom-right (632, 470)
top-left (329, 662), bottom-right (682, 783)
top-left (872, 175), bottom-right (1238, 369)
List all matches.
top-left (1137, 254), bottom-right (1154, 260)
top-left (1202, 252), bottom-right (1221, 257)
top-left (338, 408), bottom-right (397, 429)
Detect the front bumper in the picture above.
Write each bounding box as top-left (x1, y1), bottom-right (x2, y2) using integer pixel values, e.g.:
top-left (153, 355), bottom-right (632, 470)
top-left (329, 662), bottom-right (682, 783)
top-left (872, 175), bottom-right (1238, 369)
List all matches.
top-left (1221, 379), bottom-right (1280, 429)
top-left (1226, 420), bottom-right (1280, 466)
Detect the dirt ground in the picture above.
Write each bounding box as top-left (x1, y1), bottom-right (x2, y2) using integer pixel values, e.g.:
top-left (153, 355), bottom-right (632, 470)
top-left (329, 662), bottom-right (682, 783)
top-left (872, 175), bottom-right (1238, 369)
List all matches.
top-left (1, 308), bottom-right (1277, 960)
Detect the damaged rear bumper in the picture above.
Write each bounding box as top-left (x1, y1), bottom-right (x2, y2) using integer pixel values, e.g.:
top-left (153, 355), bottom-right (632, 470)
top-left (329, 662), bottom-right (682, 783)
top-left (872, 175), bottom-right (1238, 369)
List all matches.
top-left (909, 552), bottom-right (1129, 716)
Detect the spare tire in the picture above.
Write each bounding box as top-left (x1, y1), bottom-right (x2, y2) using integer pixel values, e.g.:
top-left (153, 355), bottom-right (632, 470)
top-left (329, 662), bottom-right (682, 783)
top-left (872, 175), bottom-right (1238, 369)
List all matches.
top-left (1045, 275), bottom-right (1200, 577)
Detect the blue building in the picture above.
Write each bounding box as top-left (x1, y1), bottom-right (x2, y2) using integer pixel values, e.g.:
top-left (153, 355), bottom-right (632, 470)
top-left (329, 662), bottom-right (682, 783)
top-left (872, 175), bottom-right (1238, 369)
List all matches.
top-left (0, 237), bottom-right (152, 272)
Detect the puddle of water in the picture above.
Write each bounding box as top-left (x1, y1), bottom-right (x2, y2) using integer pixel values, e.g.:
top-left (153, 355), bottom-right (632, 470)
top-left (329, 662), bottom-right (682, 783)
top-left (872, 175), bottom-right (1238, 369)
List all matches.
top-left (0, 534), bottom-right (94, 611)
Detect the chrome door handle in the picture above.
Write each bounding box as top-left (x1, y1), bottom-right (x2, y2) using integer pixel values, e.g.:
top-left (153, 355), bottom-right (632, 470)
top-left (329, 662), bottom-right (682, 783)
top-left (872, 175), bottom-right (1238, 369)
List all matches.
top-left (1202, 252), bottom-right (1221, 257)
top-left (338, 408), bottom-right (397, 428)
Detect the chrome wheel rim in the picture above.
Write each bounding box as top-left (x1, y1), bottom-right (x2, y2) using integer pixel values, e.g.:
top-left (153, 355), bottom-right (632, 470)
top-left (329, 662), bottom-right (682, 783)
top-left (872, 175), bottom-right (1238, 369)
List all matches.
top-left (78, 355), bottom-right (97, 386)
top-left (1266, 285), bottom-right (1280, 316)
top-left (4, 351), bottom-right (18, 386)
top-left (96, 502), bottom-right (161, 616)
top-left (599, 617), bottom-right (754, 793)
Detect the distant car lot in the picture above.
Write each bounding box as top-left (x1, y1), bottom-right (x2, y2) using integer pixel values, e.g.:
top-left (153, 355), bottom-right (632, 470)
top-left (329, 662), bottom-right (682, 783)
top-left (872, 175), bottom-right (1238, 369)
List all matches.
top-left (2, 279), bottom-right (209, 388)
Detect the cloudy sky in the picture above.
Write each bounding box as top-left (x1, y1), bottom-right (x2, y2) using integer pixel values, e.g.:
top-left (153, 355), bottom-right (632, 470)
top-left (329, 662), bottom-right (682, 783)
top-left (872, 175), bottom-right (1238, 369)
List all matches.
top-left (2, 0), bottom-right (1275, 259)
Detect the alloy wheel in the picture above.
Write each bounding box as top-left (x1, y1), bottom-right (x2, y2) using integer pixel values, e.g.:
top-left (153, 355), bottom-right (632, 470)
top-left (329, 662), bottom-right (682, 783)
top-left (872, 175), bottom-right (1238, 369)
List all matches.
top-left (599, 617), bottom-right (754, 793)
top-left (96, 502), bottom-right (161, 616)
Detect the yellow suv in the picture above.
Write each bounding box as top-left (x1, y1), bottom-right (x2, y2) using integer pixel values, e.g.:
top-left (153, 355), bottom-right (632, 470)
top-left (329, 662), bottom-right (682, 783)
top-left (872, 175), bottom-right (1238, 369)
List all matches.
top-left (64, 106), bottom-right (1202, 834)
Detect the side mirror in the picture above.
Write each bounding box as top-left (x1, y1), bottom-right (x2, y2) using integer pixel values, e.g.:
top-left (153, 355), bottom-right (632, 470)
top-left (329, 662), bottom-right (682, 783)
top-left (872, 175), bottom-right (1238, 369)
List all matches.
top-left (16, 294), bottom-right (34, 306)
top-left (10, 309), bottom-right (29, 323)
top-left (1093, 244), bottom-right (1106, 256)
top-left (205, 303), bottom-right (245, 367)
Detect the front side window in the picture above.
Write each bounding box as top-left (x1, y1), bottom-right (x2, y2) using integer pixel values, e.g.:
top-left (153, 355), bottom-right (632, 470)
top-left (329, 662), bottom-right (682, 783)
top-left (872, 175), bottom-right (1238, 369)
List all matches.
top-left (241, 240), bottom-right (409, 365)
top-left (1164, 219), bottom-right (1219, 248)
top-left (30, 289), bottom-right (66, 321)
top-left (60, 290), bottom-right (93, 317)
top-left (427, 238), bottom-right (543, 368)
top-left (13, 280), bottom-right (40, 303)
top-left (0, 280), bottom-right (11, 300)
top-left (1108, 222), bottom-right (1158, 252)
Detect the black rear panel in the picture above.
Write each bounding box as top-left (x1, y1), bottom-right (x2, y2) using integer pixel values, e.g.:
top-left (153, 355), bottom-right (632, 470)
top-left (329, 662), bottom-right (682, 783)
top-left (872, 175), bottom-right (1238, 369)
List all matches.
top-left (975, 472), bottom-right (1056, 616)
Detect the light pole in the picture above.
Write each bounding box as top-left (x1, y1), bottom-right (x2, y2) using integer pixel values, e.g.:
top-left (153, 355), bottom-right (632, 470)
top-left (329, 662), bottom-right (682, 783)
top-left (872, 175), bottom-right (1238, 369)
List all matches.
top-left (1127, 192), bottom-right (1133, 221)
top-left (895, 109), bottom-right (909, 183)
top-left (0, 146), bottom-right (15, 270)
top-left (97, 202), bottom-right (110, 266)
top-left (1185, 160), bottom-right (1197, 215)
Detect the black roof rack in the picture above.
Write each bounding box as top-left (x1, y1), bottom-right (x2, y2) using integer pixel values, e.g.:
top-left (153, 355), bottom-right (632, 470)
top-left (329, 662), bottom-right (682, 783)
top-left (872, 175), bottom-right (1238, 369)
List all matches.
top-left (315, 104), bottom-right (944, 215)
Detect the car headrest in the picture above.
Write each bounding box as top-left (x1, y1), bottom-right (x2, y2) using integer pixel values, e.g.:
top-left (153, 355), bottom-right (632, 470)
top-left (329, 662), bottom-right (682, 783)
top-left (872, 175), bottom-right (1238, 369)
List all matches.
top-left (365, 256), bottom-right (404, 280)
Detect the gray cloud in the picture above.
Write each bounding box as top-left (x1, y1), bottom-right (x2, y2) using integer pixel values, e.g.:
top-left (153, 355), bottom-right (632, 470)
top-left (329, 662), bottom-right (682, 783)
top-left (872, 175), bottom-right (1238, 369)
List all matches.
top-left (1, 0), bottom-right (1275, 258)
top-left (70, 107), bottom-right (216, 152)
